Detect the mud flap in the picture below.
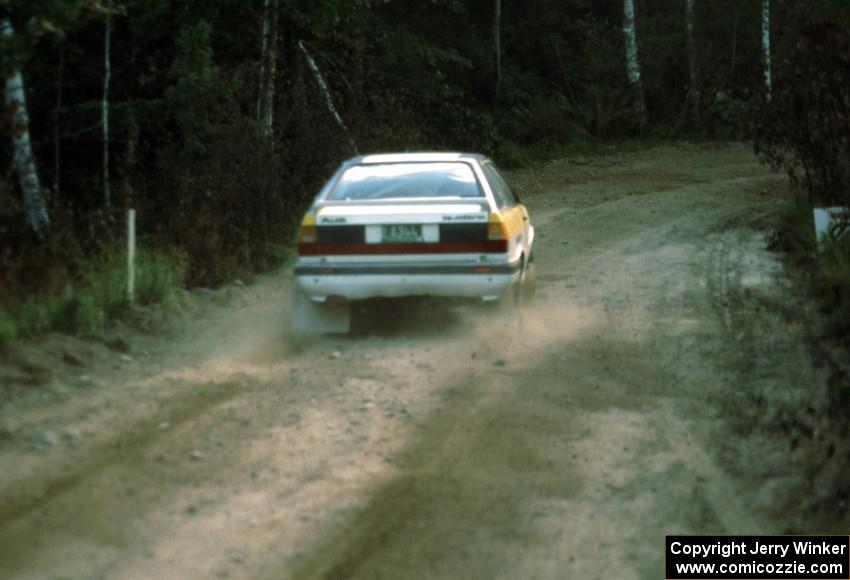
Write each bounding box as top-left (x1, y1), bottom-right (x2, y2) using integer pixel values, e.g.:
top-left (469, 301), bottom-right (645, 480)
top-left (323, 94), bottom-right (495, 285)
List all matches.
top-left (291, 292), bottom-right (351, 334)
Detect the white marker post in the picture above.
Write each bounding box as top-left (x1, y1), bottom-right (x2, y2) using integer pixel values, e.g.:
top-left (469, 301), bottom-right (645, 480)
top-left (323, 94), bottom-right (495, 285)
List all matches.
top-left (127, 208), bottom-right (136, 303)
top-left (813, 206), bottom-right (849, 246)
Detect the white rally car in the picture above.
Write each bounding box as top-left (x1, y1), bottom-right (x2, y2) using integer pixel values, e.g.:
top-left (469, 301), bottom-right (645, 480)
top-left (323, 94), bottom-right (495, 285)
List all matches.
top-left (292, 152), bottom-right (535, 332)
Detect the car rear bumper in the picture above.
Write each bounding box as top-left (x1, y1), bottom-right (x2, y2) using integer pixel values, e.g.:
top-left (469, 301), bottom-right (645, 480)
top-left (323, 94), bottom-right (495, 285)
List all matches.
top-left (294, 260), bottom-right (521, 301)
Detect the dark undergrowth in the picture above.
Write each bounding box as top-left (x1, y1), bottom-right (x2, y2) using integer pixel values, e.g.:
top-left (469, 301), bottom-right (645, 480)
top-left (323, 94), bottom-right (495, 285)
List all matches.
top-left (767, 200), bottom-right (850, 413)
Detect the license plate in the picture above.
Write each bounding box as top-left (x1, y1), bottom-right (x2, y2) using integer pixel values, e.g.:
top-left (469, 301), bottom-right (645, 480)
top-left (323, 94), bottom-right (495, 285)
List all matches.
top-left (382, 224), bottom-right (423, 243)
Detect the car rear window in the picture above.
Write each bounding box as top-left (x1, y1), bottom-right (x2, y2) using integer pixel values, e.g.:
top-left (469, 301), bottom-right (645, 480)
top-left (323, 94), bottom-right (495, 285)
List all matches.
top-left (328, 162), bottom-right (483, 201)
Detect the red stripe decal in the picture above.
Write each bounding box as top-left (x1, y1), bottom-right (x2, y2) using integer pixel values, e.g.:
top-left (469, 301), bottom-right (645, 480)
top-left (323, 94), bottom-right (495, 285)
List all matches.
top-left (298, 241), bottom-right (508, 256)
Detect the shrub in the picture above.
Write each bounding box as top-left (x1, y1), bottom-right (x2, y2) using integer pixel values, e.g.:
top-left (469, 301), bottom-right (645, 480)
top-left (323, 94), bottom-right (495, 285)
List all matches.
top-left (16, 297), bottom-right (57, 337)
top-left (765, 201), bottom-right (817, 262)
top-left (813, 236), bottom-right (850, 344)
top-left (493, 141), bottom-right (531, 169)
top-left (6, 244), bottom-right (185, 338)
top-left (135, 247), bottom-right (186, 309)
top-left (73, 290), bottom-right (108, 336)
top-left (703, 90), bottom-right (758, 139)
top-left (0, 311), bottom-right (16, 344)
top-left (500, 97), bottom-right (586, 146)
top-left (754, 22), bottom-right (850, 206)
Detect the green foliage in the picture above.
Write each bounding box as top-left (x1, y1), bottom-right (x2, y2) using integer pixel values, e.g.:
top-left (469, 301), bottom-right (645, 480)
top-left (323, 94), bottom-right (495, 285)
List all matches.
top-left (70, 291), bottom-right (107, 335)
top-left (571, 14), bottom-right (628, 138)
top-left (768, 200), bottom-right (850, 347)
top-left (765, 201), bottom-right (818, 263)
top-left (493, 141), bottom-right (532, 170)
top-left (813, 236), bottom-right (850, 344)
top-left (149, 20), bottom-right (285, 286)
top-left (702, 90), bottom-right (757, 138)
top-left (154, 118), bottom-right (286, 286)
top-left (766, 200), bottom-right (850, 409)
top-left (4, 244), bottom-right (185, 338)
top-left (499, 96), bottom-right (584, 146)
top-left (74, 244), bottom-right (185, 325)
top-left (15, 296), bottom-right (59, 337)
top-left (135, 247), bottom-right (186, 308)
top-left (165, 20), bottom-right (236, 158)
top-left (754, 22), bottom-right (850, 206)
top-left (0, 311), bottom-right (17, 344)
top-left (638, 11), bottom-right (687, 124)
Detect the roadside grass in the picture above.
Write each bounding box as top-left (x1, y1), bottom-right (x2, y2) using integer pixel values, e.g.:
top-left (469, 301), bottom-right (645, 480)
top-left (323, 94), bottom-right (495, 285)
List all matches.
top-left (768, 201), bottom-right (850, 409)
top-left (0, 311), bottom-right (15, 346)
top-left (769, 201), bottom-right (850, 343)
top-left (765, 201), bottom-right (818, 264)
top-left (2, 245), bottom-right (186, 339)
top-left (813, 235), bottom-right (850, 344)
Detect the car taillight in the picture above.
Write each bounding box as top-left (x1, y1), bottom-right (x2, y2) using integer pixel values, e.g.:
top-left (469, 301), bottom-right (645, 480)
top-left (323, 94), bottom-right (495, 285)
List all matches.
top-left (297, 214), bottom-right (317, 244)
top-left (487, 213), bottom-right (508, 240)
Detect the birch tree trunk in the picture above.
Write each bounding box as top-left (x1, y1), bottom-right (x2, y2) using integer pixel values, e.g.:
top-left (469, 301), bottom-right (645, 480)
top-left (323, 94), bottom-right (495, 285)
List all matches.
top-left (761, 0), bottom-right (772, 100)
top-left (685, 0), bottom-right (700, 122)
top-left (257, 0), bottom-right (278, 137)
top-left (493, 0), bottom-right (501, 99)
top-left (103, 0), bottom-right (112, 208)
top-left (298, 41), bottom-right (358, 155)
top-left (2, 19), bottom-right (49, 239)
top-left (623, 0), bottom-right (648, 133)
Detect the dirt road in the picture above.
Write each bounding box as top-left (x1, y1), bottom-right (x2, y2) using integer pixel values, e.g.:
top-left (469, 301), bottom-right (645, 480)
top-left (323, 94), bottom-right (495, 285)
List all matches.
top-left (0, 143), bottom-right (845, 580)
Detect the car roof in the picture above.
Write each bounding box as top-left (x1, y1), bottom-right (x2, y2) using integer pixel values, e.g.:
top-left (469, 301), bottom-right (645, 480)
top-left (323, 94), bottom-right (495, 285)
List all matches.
top-left (348, 152), bottom-right (488, 165)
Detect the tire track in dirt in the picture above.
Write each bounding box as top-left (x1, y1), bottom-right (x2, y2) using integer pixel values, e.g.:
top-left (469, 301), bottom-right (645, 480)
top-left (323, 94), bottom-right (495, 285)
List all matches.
top-left (271, 330), bottom-right (591, 580)
top-left (0, 379), bottom-right (247, 572)
top-left (0, 379), bottom-right (245, 521)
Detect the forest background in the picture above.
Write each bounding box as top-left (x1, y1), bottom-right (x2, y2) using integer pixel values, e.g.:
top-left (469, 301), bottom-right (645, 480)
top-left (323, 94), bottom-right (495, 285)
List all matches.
top-left (0, 0), bottom-right (848, 338)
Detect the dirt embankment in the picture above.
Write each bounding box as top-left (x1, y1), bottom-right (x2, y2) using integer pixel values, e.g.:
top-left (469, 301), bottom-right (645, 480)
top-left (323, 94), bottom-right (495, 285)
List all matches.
top-left (0, 143), bottom-right (846, 580)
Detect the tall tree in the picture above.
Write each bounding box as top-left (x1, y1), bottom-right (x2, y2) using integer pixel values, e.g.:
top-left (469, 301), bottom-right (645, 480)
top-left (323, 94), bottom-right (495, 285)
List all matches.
top-left (761, 0), bottom-right (772, 99)
top-left (257, 0), bottom-right (278, 137)
top-left (2, 18), bottom-right (49, 239)
top-left (493, 0), bottom-right (501, 100)
top-left (730, 3), bottom-right (738, 85)
top-left (685, 0), bottom-right (700, 123)
top-left (623, 0), bottom-right (648, 132)
top-left (102, 0), bottom-right (113, 208)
